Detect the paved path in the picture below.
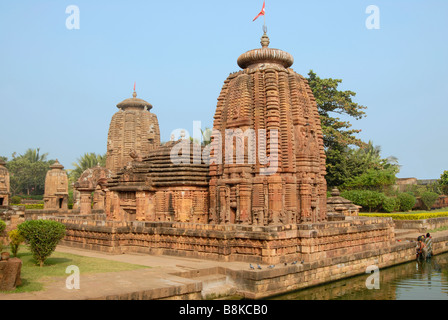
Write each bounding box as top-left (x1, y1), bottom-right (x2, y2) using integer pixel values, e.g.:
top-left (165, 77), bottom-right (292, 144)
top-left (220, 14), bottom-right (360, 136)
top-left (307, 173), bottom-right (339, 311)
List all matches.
top-left (0, 246), bottom-right (250, 300)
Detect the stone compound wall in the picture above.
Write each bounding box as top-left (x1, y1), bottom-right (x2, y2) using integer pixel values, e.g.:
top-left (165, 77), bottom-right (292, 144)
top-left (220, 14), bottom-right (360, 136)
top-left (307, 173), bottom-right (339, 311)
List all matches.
top-left (47, 216), bottom-right (394, 265)
top-left (394, 217), bottom-right (448, 232)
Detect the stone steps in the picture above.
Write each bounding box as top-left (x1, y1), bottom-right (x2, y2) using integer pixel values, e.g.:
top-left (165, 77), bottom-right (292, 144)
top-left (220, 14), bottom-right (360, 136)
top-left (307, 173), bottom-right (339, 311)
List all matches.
top-left (395, 228), bottom-right (421, 240)
top-left (191, 274), bottom-right (237, 300)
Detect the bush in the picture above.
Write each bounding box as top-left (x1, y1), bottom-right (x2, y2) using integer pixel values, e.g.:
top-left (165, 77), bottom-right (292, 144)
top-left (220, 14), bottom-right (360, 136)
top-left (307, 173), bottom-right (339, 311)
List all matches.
top-left (397, 193), bottom-right (416, 212)
top-left (420, 191), bottom-right (439, 211)
top-left (0, 220), bottom-right (6, 252)
top-left (0, 219), bottom-right (5, 234)
top-left (10, 196), bottom-right (21, 205)
top-left (382, 197), bottom-right (400, 213)
top-left (341, 190), bottom-right (386, 212)
top-left (18, 220), bottom-right (66, 267)
top-left (8, 229), bottom-right (25, 257)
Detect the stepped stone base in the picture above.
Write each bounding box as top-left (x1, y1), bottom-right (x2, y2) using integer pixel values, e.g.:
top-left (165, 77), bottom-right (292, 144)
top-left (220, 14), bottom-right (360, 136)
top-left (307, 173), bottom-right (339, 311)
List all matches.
top-left (46, 215), bottom-right (395, 265)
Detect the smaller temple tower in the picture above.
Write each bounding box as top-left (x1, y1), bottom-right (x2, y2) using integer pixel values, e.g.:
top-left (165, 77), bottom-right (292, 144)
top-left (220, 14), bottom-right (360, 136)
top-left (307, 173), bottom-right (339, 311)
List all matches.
top-left (43, 159), bottom-right (69, 210)
top-left (0, 159), bottom-right (10, 206)
top-left (106, 90), bottom-right (161, 174)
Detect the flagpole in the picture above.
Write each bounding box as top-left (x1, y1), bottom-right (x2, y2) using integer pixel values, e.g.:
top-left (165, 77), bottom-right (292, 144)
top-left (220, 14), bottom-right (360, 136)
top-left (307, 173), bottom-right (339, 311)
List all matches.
top-left (263, 1), bottom-right (267, 34)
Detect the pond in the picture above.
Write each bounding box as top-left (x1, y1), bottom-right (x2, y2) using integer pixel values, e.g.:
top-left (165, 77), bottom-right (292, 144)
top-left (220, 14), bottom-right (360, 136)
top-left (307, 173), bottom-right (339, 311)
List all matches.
top-left (270, 252), bottom-right (448, 300)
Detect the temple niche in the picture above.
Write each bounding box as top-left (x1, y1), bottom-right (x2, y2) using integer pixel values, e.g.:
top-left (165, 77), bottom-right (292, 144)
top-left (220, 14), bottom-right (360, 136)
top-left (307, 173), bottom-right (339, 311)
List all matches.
top-left (106, 90), bottom-right (161, 174)
top-left (0, 159), bottom-right (10, 207)
top-left (209, 32), bottom-right (327, 226)
top-left (43, 160), bottom-right (69, 210)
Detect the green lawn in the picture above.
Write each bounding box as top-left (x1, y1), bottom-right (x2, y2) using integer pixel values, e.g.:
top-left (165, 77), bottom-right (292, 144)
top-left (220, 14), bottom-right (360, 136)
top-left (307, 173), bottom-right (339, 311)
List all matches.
top-left (0, 245), bottom-right (148, 294)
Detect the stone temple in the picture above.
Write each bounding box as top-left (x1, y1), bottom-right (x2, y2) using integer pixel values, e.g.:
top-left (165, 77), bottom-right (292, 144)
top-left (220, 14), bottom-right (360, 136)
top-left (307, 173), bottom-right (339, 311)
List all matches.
top-left (41, 33), bottom-right (401, 300)
top-left (0, 159), bottom-right (10, 207)
top-left (43, 160), bottom-right (69, 210)
top-left (30, 31), bottom-right (446, 299)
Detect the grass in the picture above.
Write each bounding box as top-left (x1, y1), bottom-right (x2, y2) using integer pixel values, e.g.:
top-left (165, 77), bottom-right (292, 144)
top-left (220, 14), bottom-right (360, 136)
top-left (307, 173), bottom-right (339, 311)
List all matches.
top-left (0, 245), bottom-right (148, 294)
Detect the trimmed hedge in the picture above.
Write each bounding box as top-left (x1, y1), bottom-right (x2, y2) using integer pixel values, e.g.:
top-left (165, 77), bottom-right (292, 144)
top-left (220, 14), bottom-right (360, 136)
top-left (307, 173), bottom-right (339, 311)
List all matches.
top-left (360, 212), bottom-right (448, 220)
top-left (18, 220), bottom-right (66, 267)
top-left (24, 204), bottom-right (44, 210)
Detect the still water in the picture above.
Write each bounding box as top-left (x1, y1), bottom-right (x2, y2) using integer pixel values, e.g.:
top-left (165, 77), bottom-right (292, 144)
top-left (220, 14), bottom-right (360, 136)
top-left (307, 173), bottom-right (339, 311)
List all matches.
top-left (270, 252), bottom-right (448, 300)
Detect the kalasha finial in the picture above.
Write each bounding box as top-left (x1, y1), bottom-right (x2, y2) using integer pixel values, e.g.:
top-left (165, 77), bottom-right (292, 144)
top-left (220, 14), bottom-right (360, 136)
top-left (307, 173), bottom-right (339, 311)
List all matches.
top-left (261, 31), bottom-right (270, 48)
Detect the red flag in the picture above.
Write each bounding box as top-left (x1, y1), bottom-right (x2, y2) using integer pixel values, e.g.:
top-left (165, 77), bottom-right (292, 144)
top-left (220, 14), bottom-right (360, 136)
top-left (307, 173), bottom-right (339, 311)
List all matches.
top-left (253, 1), bottom-right (265, 21)
top-left (134, 81), bottom-right (136, 92)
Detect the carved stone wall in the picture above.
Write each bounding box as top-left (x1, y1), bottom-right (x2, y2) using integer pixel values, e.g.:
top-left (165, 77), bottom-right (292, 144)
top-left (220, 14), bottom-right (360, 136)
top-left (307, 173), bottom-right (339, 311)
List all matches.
top-left (51, 215), bottom-right (395, 265)
top-left (0, 160), bottom-right (10, 207)
top-left (209, 34), bottom-right (327, 226)
top-left (106, 91), bottom-right (161, 174)
top-left (43, 160), bottom-right (69, 210)
top-left (106, 141), bottom-right (209, 223)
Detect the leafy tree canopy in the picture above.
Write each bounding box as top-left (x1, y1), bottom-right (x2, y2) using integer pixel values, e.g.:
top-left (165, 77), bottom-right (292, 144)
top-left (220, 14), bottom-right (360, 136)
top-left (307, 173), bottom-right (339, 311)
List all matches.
top-left (307, 71), bottom-right (399, 189)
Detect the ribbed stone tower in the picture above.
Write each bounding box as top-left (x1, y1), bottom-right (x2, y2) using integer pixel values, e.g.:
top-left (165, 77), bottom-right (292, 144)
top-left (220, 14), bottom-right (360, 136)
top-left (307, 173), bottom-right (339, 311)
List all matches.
top-left (0, 159), bottom-right (10, 206)
top-left (106, 90), bottom-right (161, 174)
top-left (209, 32), bottom-right (327, 226)
top-left (43, 159), bottom-right (69, 210)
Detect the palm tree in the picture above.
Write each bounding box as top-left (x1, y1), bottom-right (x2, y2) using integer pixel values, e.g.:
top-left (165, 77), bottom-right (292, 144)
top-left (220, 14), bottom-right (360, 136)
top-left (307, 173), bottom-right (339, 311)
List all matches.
top-left (69, 153), bottom-right (106, 183)
top-left (18, 148), bottom-right (48, 163)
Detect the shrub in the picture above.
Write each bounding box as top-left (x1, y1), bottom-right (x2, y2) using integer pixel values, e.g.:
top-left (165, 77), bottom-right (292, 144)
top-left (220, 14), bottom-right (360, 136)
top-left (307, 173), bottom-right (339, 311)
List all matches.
top-left (382, 197), bottom-right (399, 213)
top-left (18, 220), bottom-right (66, 267)
top-left (0, 220), bottom-right (6, 252)
top-left (8, 229), bottom-right (25, 257)
top-left (397, 193), bottom-right (416, 212)
top-left (0, 220), bottom-right (5, 234)
top-left (341, 190), bottom-right (386, 212)
top-left (420, 191), bottom-right (439, 211)
top-left (10, 196), bottom-right (21, 205)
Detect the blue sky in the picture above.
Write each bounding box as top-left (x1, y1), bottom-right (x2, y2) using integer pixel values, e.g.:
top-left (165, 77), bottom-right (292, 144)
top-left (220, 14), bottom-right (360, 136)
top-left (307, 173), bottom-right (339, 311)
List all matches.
top-left (0, 0), bottom-right (447, 179)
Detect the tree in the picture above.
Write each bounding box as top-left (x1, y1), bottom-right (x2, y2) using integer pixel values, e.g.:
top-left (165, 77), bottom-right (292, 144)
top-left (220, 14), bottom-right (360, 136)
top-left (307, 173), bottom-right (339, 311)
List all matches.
top-left (307, 71), bottom-right (400, 188)
top-left (440, 170), bottom-right (448, 195)
top-left (306, 70), bottom-right (367, 150)
top-left (69, 152), bottom-right (106, 183)
top-left (6, 149), bottom-right (54, 196)
top-left (19, 148), bottom-right (48, 163)
top-left (420, 191), bottom-right (439, 211)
